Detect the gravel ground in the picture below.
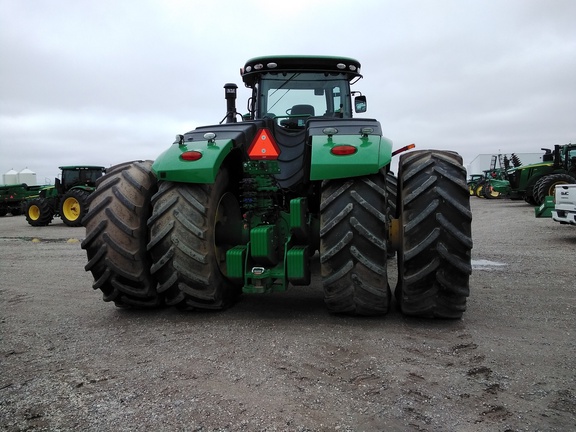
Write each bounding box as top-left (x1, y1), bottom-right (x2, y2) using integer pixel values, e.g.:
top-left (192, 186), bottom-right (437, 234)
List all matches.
top-left (0, 198), bottom-right (575, 431)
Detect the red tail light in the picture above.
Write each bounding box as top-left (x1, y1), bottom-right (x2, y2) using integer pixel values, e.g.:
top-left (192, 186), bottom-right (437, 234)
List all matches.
top-left (330, 145), bottom-right (357, 156)
top-left (181, 151), bottom-right (203, 161)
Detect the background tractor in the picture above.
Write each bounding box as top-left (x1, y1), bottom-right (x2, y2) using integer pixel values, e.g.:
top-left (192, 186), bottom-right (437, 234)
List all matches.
top-left (467, 174), bottom-right (484, 196)
top-left (25, 165), bottom-right (105, 226)
top-left (82, 55), bottom-right (472, 317)
top-left (491, 144), bottom-right (576, 205)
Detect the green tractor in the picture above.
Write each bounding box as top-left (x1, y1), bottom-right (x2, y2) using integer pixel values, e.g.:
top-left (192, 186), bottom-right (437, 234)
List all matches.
top-left (25, 165), bottom-right (106, 227)
top-left (473, 154), bottom-right (520, 199)
top-left (492, 144), bottom-right (576, 205)
top-left (81, 55), bottom-right (472, 317)
top-left (467, 174), bottom-right (485, 196)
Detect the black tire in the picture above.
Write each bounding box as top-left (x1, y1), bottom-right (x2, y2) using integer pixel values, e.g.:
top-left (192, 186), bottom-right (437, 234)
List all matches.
top-left (0, 208), bottom-right (7, 217)
top-left (81, 160), bottom-right (161, 307)
top-left (386, 172), bottom-right (398, 219)
top-left (59, 189), bottom-right (90, 227)
top-left (148, 168), bottom-right (242, 310)
top-left (482, 183), bottom-right (500, 199)
top-left (385, 172), bottom-right (398, 258)
top-left (320, 173), bottom-right (390, 316)
top-left (535, 174), bottom-right (576, 205)
top-left (524, 183), bottom-right (538, 205)
top-left (395, 150), bottom-right (472, 318)
top-left (474, 183), bottom-right (485, 198)
top-left (531, 176), bottom-right (547, 205)
top-left (25, 198), bottom-right (54, 226)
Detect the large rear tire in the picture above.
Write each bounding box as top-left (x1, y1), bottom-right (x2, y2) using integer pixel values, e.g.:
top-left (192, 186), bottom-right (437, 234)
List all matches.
top-left (81, 160), bottom-right (161, 307)
top-left (148, 168), bottom-right (242, 310)
top-left (60, 189), bottom-right (90, 227)
top-left (320, 173), bottom-right (390, 316)
top-left (25, 198), bottom-right (54, 226)
top-left (535, 173), bottom-right (576, 205)
top-left (395, 150), bottom-right (472, 318)
top-left (386, 172), bottom-right (398, 258)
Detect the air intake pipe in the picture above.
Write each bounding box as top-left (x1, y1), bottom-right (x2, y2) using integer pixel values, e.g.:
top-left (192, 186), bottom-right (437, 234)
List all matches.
top-left (224, 83), bottom-right (238, 123)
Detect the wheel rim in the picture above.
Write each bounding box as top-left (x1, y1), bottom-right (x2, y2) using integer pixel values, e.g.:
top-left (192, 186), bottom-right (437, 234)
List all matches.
top-left (549, 182), bottom-right (569, 197)
top-left (62, 197), bottom-right (81, 221)
top-left (213, 192), bottom-right (242, 275)
top-left (487, 187), bottom-right (500, 198)
top-left (28, 205), bottom-right (40, 220)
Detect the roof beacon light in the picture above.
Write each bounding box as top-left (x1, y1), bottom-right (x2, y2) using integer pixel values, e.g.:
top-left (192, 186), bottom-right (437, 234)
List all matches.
top-left (248, 129), bottom-right (280, 160)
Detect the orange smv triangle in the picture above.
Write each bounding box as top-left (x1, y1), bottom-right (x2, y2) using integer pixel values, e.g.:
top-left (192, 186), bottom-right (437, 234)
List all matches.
top-left (248, 129), bottom-right (280, 160)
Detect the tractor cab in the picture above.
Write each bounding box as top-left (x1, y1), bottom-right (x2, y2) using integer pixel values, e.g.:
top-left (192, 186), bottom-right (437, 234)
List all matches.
top-left (240, 56), bottom-right (367, 128)
top-left (58, 166), bottom-right (106, 192)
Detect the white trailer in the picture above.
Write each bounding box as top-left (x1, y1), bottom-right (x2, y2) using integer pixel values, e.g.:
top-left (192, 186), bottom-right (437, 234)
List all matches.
top-left (552, 184), bottom-right (576, 225)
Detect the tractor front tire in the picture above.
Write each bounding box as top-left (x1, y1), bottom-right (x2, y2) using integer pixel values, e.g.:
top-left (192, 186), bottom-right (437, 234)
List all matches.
top-left (396, 150), bottom-right (473, 318)
top-left (148, 168), bottom-right (242, 310)
top-left (483, 184), bottom-right (500, 199)
top-left (25, 198), bottom-right (54, 226)
top-left (60, 189), bottom-right (90, 227)
top-left (474, 183), bottom-right (485, 198)
top-left (320, 173), bottom-right (390, 316)
top-left (81, 160), bottom-right (161, 307)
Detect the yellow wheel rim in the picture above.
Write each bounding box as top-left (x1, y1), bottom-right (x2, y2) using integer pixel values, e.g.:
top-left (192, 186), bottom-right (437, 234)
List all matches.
top-left (487, 187), bottom-right (500, 198)
top-left (62, 197), bottom-right (81, 221)
top-left (28, 205), bottom-right (40, 220)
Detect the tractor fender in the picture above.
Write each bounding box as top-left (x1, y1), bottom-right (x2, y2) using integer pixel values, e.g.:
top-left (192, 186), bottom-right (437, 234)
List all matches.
top-left (152, 122), bottom-right (262, 184)
top-left (307, 118), bottom-right (392, 180)
top-left (152, 139), bottom-right (234, 184)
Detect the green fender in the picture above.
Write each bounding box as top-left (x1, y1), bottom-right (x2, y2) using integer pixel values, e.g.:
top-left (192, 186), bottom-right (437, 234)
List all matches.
top-left (309, 134), bottom-right (393, 180)
top-left (152, 139), bottom-right (234, 184)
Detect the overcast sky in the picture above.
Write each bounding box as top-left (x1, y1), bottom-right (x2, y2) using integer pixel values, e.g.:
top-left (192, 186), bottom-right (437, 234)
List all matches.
top-left (1, 0), bottom-right (575, 184)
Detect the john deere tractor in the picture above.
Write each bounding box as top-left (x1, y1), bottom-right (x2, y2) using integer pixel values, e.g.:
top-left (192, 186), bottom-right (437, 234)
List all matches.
top-left (25, 165), bottom-right (105, 226)
top-left (491, 144), bottom-right (576, 205)
top-left (82, 56), bottom-right (472, 317)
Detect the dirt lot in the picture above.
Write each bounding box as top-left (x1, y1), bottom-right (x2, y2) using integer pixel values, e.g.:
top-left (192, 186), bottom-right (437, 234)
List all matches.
top-left (0, 198), bottom-right (575, 431)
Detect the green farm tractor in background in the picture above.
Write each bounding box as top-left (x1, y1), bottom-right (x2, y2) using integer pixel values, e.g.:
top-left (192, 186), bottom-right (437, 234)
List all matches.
top-left (25, 165), bottom-right (105, 226)
top-left (491, 144), bottom-right (576, 205)
top-left (82, 55), bottom-right (472, 317)
top-left (467, 174), bottom-right (485, 196)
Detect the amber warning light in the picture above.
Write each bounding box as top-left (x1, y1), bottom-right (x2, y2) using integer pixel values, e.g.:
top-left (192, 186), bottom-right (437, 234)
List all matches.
top-left (248, 129), bottom-right (280, 160)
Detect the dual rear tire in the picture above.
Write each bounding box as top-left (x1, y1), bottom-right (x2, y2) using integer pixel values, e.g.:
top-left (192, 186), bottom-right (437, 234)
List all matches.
top-left (82, 160), bottom-right (161, 307)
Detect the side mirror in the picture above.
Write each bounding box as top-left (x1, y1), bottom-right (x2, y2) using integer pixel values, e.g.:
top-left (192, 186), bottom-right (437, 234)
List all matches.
top-left (354, 95), bottom-right (367, 113)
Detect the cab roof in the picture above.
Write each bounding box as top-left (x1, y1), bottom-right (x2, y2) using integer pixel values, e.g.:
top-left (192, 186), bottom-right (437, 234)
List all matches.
top-left (241, 55), bottom-right (362, 87)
